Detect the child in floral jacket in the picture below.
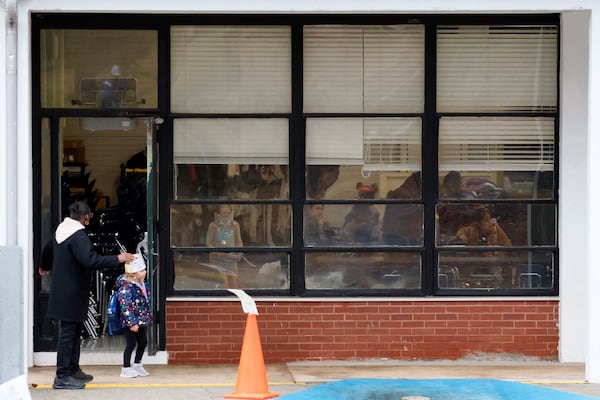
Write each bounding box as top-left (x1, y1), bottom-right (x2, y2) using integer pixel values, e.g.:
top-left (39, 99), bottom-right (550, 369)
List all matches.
top-left (115, 254), bottom-right (152, 378)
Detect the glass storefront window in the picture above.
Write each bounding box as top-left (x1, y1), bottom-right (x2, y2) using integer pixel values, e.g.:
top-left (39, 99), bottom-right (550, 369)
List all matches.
top-left (40, 30), bottom-right (158, 109)
top-left (164, 20), bottom-right (557, 295)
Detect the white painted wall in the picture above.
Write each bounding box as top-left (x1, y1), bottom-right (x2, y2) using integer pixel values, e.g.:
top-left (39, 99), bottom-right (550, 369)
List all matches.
top-left (585, 7), bottom-right (600, 383)
top-left (4, 0), bottom-right (596, 378)
top-left (0, 3), bottom-right (7, 247)
top-left (560, 10), bottom-right (590, 364)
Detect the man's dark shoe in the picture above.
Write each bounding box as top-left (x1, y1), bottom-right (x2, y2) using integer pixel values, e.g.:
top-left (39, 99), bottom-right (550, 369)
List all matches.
top-left (52, 375), bottom-right (85, 389)
top-left (71, 370), bottom-right (93, 383)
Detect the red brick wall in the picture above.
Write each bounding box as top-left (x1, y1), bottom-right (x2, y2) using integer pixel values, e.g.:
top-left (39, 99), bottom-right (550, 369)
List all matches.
top-left (166, 300), bottom-right (558, 364)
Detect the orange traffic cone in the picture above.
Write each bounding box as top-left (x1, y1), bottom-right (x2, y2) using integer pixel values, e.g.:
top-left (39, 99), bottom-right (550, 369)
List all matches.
top-left (225, 313), bottom-right (279, 400)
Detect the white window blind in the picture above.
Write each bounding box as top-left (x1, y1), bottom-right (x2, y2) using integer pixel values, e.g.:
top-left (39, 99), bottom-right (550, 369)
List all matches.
top-left (363, 118), bottom-right (422, 171)
top-left (306, 118), bottom-right (364, 165)
top-left (170, 26), bottom-right (291, 113)
top-left (439, 117), bottom-right (555, 171)
top-left (304, 25), bottom-right (424, 113)
top-left (306, 117), bottom-right (422, 171)
top-left (174, 118), bottom-right (288, 164)
top-left (437, 25), bottom-right (557, 113)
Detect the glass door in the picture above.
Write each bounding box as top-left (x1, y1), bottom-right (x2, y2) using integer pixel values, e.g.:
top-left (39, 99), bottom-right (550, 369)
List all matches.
top-left (33, 22), bottom-right (161, 354)
top-left (34, 116), bottom-right (159, 352)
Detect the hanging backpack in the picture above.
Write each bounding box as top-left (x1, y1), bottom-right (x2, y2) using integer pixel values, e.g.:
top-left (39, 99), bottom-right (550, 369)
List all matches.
top-left (107, 290), bottom-right (124, 335)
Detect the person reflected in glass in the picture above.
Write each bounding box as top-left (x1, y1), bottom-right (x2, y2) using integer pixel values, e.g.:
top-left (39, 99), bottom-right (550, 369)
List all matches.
top-left (306, 165), bottom-right (340, 199)
top-left (382, 172), bottom-right (423, 245)
top-left (456, 207), bottom-right (511, 248)
top-left (206, 204), bottom-right (243, 288)
top-left (437, 171), bottom-right (477, 243)
top-left (440, 171), bottom-right (475, 199)
top-left (341, 183), bottom-right (380, 244)
top-left (304, 204), bottom-right (331, 245)
top-left (180, 205), bottom-right (207, 246)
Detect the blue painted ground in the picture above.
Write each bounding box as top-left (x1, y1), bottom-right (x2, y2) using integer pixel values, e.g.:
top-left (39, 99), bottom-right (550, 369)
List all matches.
top-left (279, 378), bottom-right (598, 400)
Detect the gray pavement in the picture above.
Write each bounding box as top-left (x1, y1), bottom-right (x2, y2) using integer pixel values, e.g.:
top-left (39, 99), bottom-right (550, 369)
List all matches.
top-left (27, 361), bottom-right (600, 400)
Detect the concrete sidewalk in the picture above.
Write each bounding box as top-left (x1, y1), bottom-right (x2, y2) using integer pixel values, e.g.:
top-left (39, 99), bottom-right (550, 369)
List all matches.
top-left (27, 361), bottom-right (600, 400)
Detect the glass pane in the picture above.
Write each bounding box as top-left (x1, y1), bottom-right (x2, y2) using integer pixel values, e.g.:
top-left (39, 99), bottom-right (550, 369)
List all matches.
top-left (381, 204), bottom-right (424, 246)
top-left (171, 26), bottom-right (291, 113)
top-left (436, 203), bottom-right (555, 247)
top-left (304, 25), bottom-right (424, 113)
top-left (60, 117), bottom-right (148, 250)
top-left (171, 203), bottom-right (291, 247)
top-left (303, 203), bottom-right (423, 247)
top-left (439, 171), bottom-right (554, 201)
top-left (303, 203), bottom-right (382, 246)
top-left (306, 118), bottom-right (421, 189)
top-left (305, 252), bottom-right (421, 289)
top-left (173, 251), bottom-right (289, 290)
top-left (175, 163), bottom-right (289, 200)
top-left (439, 117), bottom-right (555, 200)
top-left (306, 117), bottom-right (421, 200)
top-left (438, 250), bottom-right (554, 290)
top-left (40, 30), bottom-right (158, 108)
top-left (437, 25), bottom-right (557, 113)
top-left (173, 118), bottom-right (289, 200)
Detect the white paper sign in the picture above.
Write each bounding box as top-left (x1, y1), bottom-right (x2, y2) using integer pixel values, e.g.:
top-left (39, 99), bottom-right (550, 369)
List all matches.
top-left (227, 289), bottom-right (259, 315)
top-left (0, 375), bottom-right (32, 400)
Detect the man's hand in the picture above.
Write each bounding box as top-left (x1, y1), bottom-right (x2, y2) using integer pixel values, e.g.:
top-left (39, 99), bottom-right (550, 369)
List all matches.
top-left (130, 324), bottom-right (139, 333)
top-left (38, 267), bottom-right (48, 276)
top-left (118, 253), bottom-right (136, 263)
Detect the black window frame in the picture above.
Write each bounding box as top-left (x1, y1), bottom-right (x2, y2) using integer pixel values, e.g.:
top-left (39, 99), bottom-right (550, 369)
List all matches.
top-left (32, 13), bottom-right (560, 302)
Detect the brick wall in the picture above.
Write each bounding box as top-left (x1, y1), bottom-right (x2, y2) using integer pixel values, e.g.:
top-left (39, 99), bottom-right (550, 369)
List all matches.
top-left (165, 300), bottom-right (558, 364)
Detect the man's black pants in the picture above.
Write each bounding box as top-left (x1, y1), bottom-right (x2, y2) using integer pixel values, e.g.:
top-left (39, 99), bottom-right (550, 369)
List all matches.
top-left (56, 321), bottom-right (83, 379)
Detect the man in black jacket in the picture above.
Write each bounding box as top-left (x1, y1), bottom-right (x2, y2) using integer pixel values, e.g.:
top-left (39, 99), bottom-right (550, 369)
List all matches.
top-left (39, 201), bottom-right (135, 389)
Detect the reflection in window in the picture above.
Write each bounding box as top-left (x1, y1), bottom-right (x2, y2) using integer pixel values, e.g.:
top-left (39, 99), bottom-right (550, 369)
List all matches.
top-left (305, 117), bottom-right (422, 200)
top-left (173, 251), bottom-right (289, 290)
top-left (40, 30), bottom-right (158, 109)
top-left (172, 202), bottom-right (292, 248)
top-left (438, 250), bottom-right (554, 290)
top-left (175, 164), bottom-right (289, 201)
top-left (436, 203), bottom-right (555, 247)
top-left (438, 117), bottom-right (555, 200)
top-left (302, 203), bottom-right (424, 247)
top-left (306, 252), bottom-right (421, 290)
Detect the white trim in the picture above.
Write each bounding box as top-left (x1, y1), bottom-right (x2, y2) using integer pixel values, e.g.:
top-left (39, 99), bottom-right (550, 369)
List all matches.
top-left (16, 0), bottom-right (597, 13)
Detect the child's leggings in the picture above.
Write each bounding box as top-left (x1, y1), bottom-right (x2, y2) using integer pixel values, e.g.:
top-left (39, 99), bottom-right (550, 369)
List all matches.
top-left (123, 325), bottom-right (148, 367)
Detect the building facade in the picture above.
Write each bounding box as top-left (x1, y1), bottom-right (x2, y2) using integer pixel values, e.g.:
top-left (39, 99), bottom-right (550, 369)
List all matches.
top-left (1, 0), bottom-right (599, 382)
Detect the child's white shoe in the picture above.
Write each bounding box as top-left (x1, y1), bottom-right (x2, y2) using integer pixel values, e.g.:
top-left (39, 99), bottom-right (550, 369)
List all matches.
top-left (132, 363), bottom-right (149, 377)
top-left (120, 367), bottom-right (139, 378)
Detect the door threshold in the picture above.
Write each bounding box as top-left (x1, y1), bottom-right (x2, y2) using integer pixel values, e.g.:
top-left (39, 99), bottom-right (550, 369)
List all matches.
top-left (33, 351), bottom-right (168, 366)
